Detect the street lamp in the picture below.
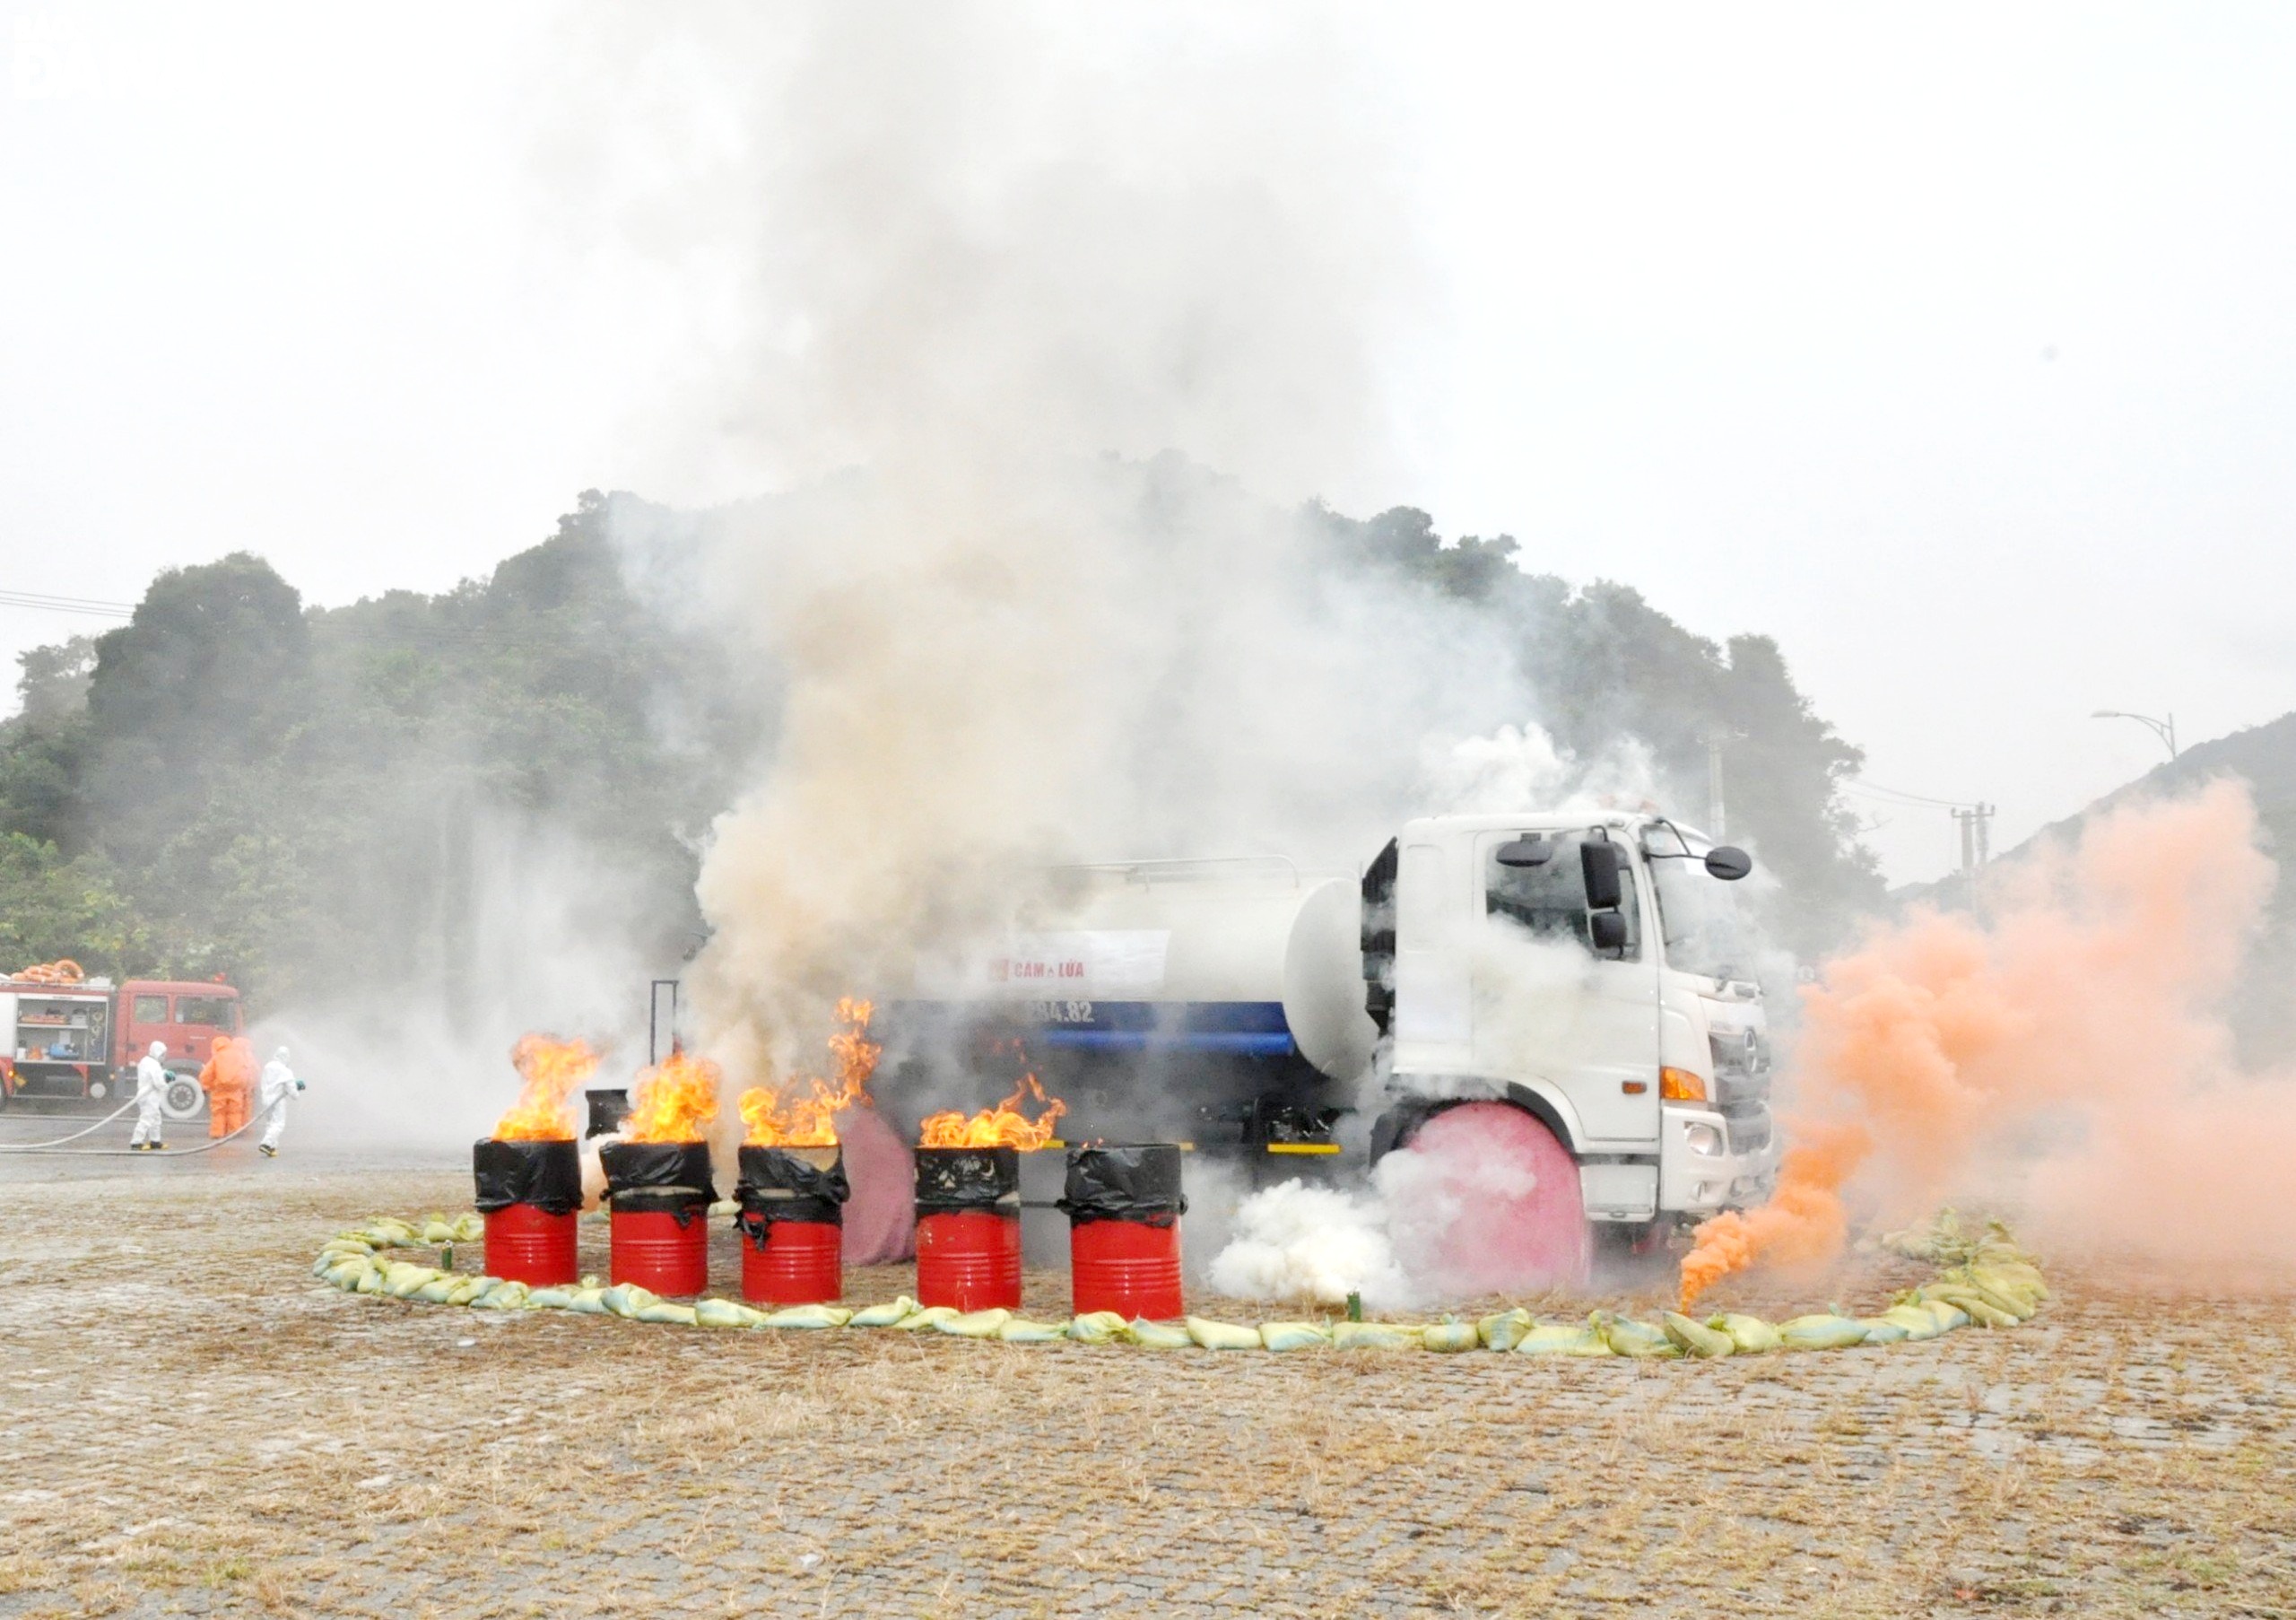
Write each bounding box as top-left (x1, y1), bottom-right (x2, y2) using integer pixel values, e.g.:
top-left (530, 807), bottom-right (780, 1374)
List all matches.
top-left (2091, 710), bottom-right (2178, 761)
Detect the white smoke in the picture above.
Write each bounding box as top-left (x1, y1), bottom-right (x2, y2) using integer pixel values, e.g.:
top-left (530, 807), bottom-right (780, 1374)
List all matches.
top-left (1207, 1178), bottom-right (1411, 1311)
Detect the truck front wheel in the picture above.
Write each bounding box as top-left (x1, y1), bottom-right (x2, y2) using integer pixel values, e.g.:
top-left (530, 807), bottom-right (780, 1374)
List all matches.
top-left (1393, 1102), bottom-right (1589, 1293)
top-left (161, 1078), bottom-right (205, 1121)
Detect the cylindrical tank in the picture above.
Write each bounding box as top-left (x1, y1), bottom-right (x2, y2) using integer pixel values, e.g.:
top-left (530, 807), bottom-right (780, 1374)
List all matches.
top-left (736, 1145), bottom-right (848, 1306)
top-left (915, 1145), bottom-right (1021, 1311)
top-left (473, 1137), bottom-right (581, 1286)
top-left (979, 865), bottom-right (1378, 1082)
top-left (1062, 1143), bottom-right (1185, 1320)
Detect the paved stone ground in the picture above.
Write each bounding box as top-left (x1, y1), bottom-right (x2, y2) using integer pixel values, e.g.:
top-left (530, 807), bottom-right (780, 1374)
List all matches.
top-left (1, 1154), bottom-right (2292, 1617)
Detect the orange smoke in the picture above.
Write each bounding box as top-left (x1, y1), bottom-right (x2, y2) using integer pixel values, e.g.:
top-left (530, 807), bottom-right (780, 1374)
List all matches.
top-left (494, 1034), bottom-right (600, 1142)
top-left (1679, 1121), bottom-right (1868, 1309)
top-left (623, 1047), bottom-right (721, 1143)
top-left (1681, 778), bottom-right (2296, 1299)
top-left (737, 997), bottom-right (881, 1146)
top-left (918, 1070), bottom-right (1065, 1149)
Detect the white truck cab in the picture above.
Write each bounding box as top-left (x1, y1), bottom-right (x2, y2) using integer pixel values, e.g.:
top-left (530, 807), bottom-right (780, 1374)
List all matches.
top-left (1366, 812), bottom-right (1779, 1232)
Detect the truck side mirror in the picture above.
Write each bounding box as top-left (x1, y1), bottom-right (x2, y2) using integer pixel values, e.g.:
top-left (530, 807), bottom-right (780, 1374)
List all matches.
top-left (1495, 836), bottom-right (1552, 868)
top-left (1579, 839), bottom-right (1623, 910)
top-left (1589, 910), bottom-right (1630, 954)
top-left (1704, 846), bottom-right (1752, 882)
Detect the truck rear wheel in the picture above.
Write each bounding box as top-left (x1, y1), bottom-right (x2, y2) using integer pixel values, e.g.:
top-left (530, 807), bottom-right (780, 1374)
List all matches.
top-left (1394, 1102), bottom-right (1589, 1293)
top-left (161, 1078), bottom-right (205, 1122)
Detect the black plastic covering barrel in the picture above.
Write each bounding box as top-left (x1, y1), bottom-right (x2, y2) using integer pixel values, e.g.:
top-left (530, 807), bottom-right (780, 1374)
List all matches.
top-left (735, 1145), bottom-right (850, 1229)
top-left (1057, 1143), bottom-right (1187, 1227)
top-left (471, 1137), bottom-right (582, 1215)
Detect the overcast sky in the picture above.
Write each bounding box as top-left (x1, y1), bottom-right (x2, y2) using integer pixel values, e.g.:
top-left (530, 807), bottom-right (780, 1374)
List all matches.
top-left (4, 4), bottom-right (2290, 884)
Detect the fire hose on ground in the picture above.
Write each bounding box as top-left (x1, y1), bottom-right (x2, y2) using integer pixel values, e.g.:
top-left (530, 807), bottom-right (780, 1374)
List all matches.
top-left (0, 1094), bottom-right (283, 1156)
top-left (309, 1209), bottom-right (2048, 1355)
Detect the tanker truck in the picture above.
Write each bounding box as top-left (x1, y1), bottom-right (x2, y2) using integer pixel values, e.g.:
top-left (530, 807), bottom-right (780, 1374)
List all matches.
top-left (885, 810), bottom-right (1779, 1251)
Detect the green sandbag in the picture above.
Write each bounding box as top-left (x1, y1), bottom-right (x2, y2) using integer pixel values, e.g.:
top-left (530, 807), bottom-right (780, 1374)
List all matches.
top-left (935, 1309), bottom-right (1013, 1338)
top-left (1422, 1320), bottom-right (1483, 1354)
top-left (1517, 1323), bottom-right (1611, 1356)
top-left (1918, 1285), bottom-right (2015, 1328)
top-left (1950, 1269), bottom-right (2037, 1320)
top-left (997, 1318), bottom-right (1069, 1343)
top-left (1477, 1307), bottom-right (1534, 1352)
top-left (354, 1267), bottom-right (387, 1295)
top-left (1709, 1313), bottom-right (1781, 1354)
top-left (602, 1284), bottom-right (659, 1319)
top-left (472, 1281), bottom-right (532, 1311)
top-left (413, 1278), bottom-right (460, 1304)
top-left (450, 1214), bottom-right (483, 1244)
top-left (635, 1302), bottom-right (698, 1326)
top-left (1186, 1316), bottom-right (1263, 1351)
top-left (1333, 1321), bottom-right (1421, 1351)
top-left (442, 1277), bottom-right (487, 1307)
top-left (1877, 1303), bottom-right (1942, 1341)
top-left (1259, 1321), bottom-right (1330, 1352)
top-left (323, 1262), bottom-right (370, 1290)
top-left (893, 1306), bottom-right (960, 1332)
top-left (761, 1304), bottom-right (852, 1329)
top-left (1662, 1311), bottom-right (1735, 1357)
top-left (1595, 1312), bottom-right (1681, 1358)
top-left (1920, 1299), bottom-right (1969, 1332)
top-left (420, 1221), bottom-right (457, 1246)
top-left (693, 1298), bottom-right (761, 1328)
top-left (848, 1297), bottom-right (918, 1328)
top-left (1067, 1311), bottom-right (1129, 1346)
top-left (1856, 1319), bottom-right (1908, 1345)
top-left (526, 1286), bottom-right (577, 1311)
top-left (1779, 1314), bottom-right (1868, 1351)
top-left (1126, 1319), bottom-right (1193, 1349)
top-left (384, 1265), bottom-right (439, 1299)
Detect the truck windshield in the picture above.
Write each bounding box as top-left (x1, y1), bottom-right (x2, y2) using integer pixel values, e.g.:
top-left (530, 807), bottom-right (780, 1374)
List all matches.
top-left (1484, 832), bottom-right (1640, 961)
top-left (1646, 832), bottom-right (1753, 981)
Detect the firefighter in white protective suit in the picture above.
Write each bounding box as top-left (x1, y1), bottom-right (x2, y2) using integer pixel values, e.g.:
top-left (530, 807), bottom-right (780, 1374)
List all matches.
top-left (257, 1047), bottom-right (302, 1158)
top-left (130, 1041), bottom-right (168, 1151)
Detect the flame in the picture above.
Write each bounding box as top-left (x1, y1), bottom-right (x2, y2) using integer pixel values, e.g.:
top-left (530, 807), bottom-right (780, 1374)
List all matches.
top-left (918, 1070), bottom-right (1066, 1150)
top-left (493, 1033), bottom-right (600, 1142)
top-left (737, 997), bottom-right (881, 1146)
top-left (622, 1046), bottom-right (721, 1143)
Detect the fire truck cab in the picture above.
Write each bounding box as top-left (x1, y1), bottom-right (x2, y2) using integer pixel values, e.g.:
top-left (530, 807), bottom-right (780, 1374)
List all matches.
top-left (0, 975), bottom-right (243, 1113)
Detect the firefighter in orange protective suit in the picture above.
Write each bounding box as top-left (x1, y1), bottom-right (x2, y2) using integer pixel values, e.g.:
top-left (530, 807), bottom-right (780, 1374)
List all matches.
top-left (201, 1034), bottom-right (256, 1138)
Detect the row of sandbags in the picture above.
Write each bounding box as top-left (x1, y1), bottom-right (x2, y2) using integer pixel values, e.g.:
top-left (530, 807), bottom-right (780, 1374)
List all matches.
top-left (312, 1217), bottom-right (2047, 1354)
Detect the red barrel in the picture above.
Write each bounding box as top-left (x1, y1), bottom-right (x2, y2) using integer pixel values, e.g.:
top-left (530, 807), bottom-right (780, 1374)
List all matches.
top-left (1070, 1216), bottom-right (1184, 1320)
top-left (483, 1202), bottom-right (578, 1286)
top-left (741, 1219), bottom-right (843, 1305)
top-left (916, 1210), bottom-right (1022, 1311)
top-left (1063, 1143), bottom-right (1186, 1320)
top-left (609, 1198), bottom-right (709, 1295)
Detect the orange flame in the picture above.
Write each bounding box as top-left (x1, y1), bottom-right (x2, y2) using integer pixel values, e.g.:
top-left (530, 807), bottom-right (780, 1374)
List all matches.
top-left (918, 1070), bottom-right (1066, 1150)
top-left (1677, 1120), bottom-right (1870, 1310)
top-left (622, 1047), bottom-right (720, 1143)
top-left (737, 997), bottom-right (881, 1147)
top-left (493, 1033), bottom-right (600, 1142)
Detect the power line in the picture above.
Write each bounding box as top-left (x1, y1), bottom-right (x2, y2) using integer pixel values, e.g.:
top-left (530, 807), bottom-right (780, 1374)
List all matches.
top-left (0, 588), bottom-right (135, 620)
top-left (1840, 778), bottom-right (1985, 812)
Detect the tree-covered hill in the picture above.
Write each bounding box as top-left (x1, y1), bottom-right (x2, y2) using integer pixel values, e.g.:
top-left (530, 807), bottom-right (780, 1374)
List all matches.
top-left (0, 482), bottom-right (1882, 1016)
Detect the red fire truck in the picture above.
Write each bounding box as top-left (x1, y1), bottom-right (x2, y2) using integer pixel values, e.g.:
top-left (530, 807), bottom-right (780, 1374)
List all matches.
top-left (0, 971), bottom-right (244, 1119)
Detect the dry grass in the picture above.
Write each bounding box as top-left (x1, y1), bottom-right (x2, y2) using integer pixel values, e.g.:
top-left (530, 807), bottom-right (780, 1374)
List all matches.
top-left (0, 1166), bottom-right (2292, 1617)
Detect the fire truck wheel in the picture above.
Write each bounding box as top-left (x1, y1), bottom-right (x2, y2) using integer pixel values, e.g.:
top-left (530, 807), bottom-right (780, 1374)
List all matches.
top-left (88, 1079), bottom-right (107, 1100)
top-left (1398, 1102), bottom-right (1591, 1293)
top-left (161, 1077), bottom-right (206, 1121)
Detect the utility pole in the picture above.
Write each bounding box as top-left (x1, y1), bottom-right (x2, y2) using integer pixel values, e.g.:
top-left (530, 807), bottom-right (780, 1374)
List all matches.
top-left (1704, 724), bottom-right (1744, 839)
top-left (1952, 803), bottom-right (1995, 881)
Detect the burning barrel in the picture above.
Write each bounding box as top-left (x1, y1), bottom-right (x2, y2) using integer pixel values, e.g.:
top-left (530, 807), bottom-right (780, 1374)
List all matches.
top-left (1061, 1144), bottom-right (1186, 1320)
top-left (601, 1140), bottom-right (714, 1295)
top-left (473, 1137), bottom-right (582, 1285)
top-left (915, 1145), bottom-right (1022, 1311)
top-left (735, 1145), bottom-right (849, 1305)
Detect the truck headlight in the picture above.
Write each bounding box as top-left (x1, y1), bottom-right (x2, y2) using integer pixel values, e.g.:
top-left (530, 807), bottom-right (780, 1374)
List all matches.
top-left (1683, 1122), bottom-right (1725, 1157)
